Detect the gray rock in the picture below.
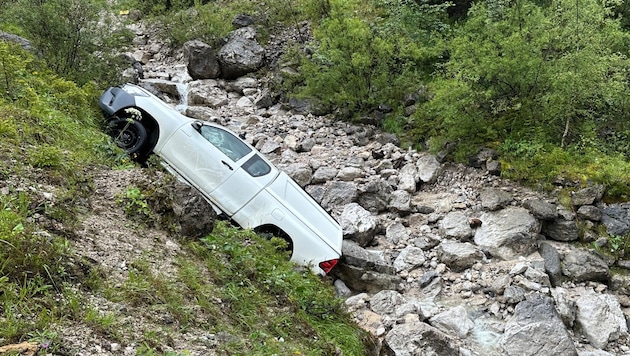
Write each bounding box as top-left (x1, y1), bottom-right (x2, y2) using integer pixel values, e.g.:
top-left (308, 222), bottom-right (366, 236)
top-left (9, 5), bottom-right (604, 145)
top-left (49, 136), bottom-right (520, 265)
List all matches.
top-left (419, 270), bottom-right (440, 288)
top-left (440, 211), bottom-right (474, 241)
top-left (386, 222), bottom-right (409, 245)
top-left (576, 291), bottom-right (628, 349)
top-left (398, 163), bottom-right (418, 193)
top-left (336, 167), bottom-right (363, 181)
top-left (503, 285), bottom-right (526, 304)
top-left (139, 78), bottom-right (182, 101)
top-left (333, 279), bottom-right (352, 298)
top-left (335, 263), bottom-right (401, 293)
top-left (283, 162), bottom-right (312, 187)
top-left (148, 179), bottom-right (216, 240)
top-left (312, 166), bottom-right (338, 184)
top-left (358, 178), bottom-right (393, 213)
top-left (571, 185), bottom-right (605, 206)
top-left (385, 321), bottom-right (460, 356)
top-left (370, 290), bottom-right (406, 315)
top-left (523, 199), bottom-right (557, 221)
top-left (499, 294), bottom-right (577, 356)
top-left (610, 273), bottom-right (630, 294)
top-left (259, 139), bottom-right (281, 154)
top-left (539, 242), bottom-right (564, 286)
top-left (577, 205), bottom-right (602, 222)
top-left (188, 81), bottom-right (228, 107)
top-left (297, 137), bottom-right (316, 152)
top-left (388, 189), bottom-right (412, 214)
top-left (480, 188), bottom-right (513, 211)
top-left (416, 154), bottom-right (442, 183)
top-left (601, 205), bottom-right (630, 236)
top-left (232, 14), bottom-right (256, 28)
top-left (561, 249), bottom-right (610, 283)
top-left (542, 219), bottom-right (579, 242)
top-left (550, 287), bottom-right (576, 328)
top-left (340, 203), bottom-right (378, 247)
top-left (228, 77), bottom-right (258, 94)
top-left (486, 159), bottom-right (501, 176)
top-left (437, 240), bottom-right (484, 272)
top-left (321, 181), bottom-right (358, 210)
top-left (474, 207), bottom-right (540, 260)
top-left (429, 305), bottom-right (474, 338)
top-left (0, 31), bottom-right (35, 52)
top-left (254, 88), bottom-right (274, 108)
top-left (339, 240), bottom-right (394, 275)
top-left (578, 351), bottom-right (615, 356)
top-left (183, 40), bottom-right (221, 80)
top-left (217, 27), bottom-right (264, 79)
top-left (393, 246), bottom-right (426, 272)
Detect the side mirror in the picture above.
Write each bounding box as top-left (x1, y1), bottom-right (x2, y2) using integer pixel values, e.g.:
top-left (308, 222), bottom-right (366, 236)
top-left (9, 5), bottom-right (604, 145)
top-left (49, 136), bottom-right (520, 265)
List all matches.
top-left (192, 121), bottom-right (203, 131)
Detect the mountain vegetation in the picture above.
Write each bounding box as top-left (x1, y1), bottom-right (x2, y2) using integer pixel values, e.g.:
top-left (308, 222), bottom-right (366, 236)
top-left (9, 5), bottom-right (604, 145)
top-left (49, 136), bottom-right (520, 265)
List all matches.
top-left (1, 0), bottom-right (630, 353)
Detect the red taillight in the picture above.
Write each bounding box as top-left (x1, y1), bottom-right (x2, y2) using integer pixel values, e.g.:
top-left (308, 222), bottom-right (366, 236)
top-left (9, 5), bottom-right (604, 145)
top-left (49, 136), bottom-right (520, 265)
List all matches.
top-left (319, 259), bottom-right (339, 274)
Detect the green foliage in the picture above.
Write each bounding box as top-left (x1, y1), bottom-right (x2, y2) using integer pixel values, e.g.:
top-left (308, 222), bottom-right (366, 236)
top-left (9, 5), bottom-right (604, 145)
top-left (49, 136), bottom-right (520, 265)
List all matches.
top-left (411, 0), bottom-right (630, 167)
top-left (293, 0), bottom-right (448, 119)
top-left (117, 186), bottom-right (154, 222)
top-left (159, 2), bottom-right (254, 48)
top-left (2, 0), bottom-right (132, 86)
top-left (607, 234), bottom-right (630, 259)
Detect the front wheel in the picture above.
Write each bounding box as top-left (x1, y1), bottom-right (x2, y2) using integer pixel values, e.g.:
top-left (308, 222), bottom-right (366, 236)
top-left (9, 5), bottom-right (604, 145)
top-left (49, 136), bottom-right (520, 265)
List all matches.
top-left (107, 118), bottom-right (148, 154)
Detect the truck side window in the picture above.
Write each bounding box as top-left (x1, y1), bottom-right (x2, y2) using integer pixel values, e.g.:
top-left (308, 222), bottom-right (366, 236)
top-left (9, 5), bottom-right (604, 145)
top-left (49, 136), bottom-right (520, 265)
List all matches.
top-left (199, 125), bottom-right (251, 161)
top-left (242, 154), bottom-right (271, 177)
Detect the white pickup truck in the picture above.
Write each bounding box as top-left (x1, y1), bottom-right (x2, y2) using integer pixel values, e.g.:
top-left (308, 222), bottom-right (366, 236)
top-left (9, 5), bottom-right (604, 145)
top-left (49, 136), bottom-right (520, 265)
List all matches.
top-left (99, 83), bottom-right (342, 275)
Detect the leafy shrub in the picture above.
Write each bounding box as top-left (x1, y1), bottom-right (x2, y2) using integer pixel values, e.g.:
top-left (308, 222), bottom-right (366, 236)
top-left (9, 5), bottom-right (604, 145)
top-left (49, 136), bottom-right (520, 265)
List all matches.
top-left (288, 0), bottom-right (447, 120)
top-left (29, 144), bottom-right (64, 168)
top-left (4, 0), bottom-right (132, 86)
top-left (117, 186), bottom-right (153, 222)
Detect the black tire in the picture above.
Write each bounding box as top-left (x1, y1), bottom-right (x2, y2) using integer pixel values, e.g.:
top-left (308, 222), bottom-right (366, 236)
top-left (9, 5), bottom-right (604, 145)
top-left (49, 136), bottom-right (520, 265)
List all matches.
top-left (107, 118), bottom-right (148, 154)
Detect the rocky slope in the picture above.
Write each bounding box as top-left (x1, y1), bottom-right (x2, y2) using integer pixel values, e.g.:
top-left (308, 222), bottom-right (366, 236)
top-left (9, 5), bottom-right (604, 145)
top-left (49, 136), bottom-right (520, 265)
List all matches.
top-left (85, 15), bottom-right (630, 356)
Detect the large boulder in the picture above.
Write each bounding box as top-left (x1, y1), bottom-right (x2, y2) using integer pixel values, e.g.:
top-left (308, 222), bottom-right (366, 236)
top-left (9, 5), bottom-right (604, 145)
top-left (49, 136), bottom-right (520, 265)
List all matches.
top-left (473, 207), bottom-right (540, 260)
top-left (217, 27), bottom-right (265, 79)
top-left (561, 249), bottom-right (610, 283)
top-left (429, 305), bottom-right (474, 338)
top-left (437, 240), bottom-right (484, 272)
top-left (0, 31), bottom-right (35, 52)
top-left (416, 154), bottom-right (442, 183)
top-left (340, 203), bottom-right (378, 247)
top-left (575, 290), bottom-right (628, 349)
top-left (145, 175), bottom-right (216, 239)
top-left (439, 211), bottom-right (474, 241)
top-left (480, 188), bottom-right (513, 211)
top-left (542, 218), bottom-right (579, 242)
top-left (600, 204), bottom-right (630, 236)
top-left (183, 40), bottom-right (221, 80)
top-left (385, 320), bottom-right (460, 356)
top-left (322, 181), bottom-right (358, 211)
top-left (498, 294), bottom-right (577, 356)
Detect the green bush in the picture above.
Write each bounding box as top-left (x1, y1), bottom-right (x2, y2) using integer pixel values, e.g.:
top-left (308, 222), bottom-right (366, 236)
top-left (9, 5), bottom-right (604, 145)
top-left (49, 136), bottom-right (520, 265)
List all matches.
top-left (3, 0), bottom-right (132, 86)
top-left (284, 0), bottom-right (448, 121)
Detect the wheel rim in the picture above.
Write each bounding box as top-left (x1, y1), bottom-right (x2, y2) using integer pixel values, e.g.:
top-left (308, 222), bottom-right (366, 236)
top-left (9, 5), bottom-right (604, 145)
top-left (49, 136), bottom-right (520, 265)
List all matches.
top-left (108, 121), bottom-right (141, 150)
top-left (115, 127), bottom-right (139, 149)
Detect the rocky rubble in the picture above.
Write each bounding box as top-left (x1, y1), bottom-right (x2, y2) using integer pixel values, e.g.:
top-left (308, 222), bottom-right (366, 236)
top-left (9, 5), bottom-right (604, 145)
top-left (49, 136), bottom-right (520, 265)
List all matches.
top-left (122, 17), bottom-right (630, 355)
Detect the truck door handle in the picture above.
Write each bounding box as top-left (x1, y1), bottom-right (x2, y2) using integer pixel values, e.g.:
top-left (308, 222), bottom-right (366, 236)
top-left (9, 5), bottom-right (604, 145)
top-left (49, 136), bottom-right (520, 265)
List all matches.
top-left (221, 161), bottom-right (233, 170)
